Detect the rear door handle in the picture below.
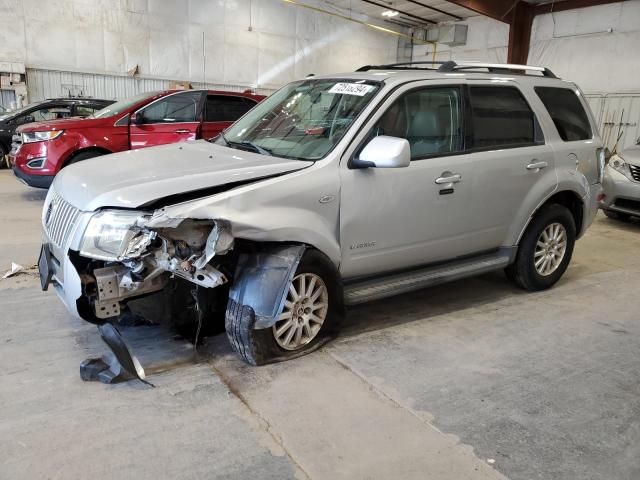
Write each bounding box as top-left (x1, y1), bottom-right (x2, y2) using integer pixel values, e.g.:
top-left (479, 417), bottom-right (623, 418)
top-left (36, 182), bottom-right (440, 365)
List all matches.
top-left (526, 160), bottom-right (548, 170)
top-left (435, 172), bottom-right (462, 184)
top-left (174, 129), bottom-right (190, 134)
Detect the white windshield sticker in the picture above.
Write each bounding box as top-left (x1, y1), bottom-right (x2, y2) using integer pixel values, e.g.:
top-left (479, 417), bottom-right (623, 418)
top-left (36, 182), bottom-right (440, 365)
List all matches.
top-left (328, 83), bottom-right (374, 96)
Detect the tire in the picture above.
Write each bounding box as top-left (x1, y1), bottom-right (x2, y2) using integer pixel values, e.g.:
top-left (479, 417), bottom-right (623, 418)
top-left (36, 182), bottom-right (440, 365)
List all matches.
top-left (66, 150), bottom-right (105, 166)
top-left (0, 143), bottom-right (8, 169)
top-left (603, 209), bottom-right (631, 222)
top-left (505, 204), bottom-right (576, 291)
top-left (225, 249), bottom-right (343, 365)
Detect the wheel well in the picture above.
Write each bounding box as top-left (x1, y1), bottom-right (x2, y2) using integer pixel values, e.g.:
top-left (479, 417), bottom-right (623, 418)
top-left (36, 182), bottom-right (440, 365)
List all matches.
top-left (63, 147), bottom-right (112, 166)
top-left (539, 191), bottom-right (584, 234)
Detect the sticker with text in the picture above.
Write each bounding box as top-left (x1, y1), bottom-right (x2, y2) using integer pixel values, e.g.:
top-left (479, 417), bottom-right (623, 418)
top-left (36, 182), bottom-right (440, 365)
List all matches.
top-left (328, 83), bottom-right (374, 96)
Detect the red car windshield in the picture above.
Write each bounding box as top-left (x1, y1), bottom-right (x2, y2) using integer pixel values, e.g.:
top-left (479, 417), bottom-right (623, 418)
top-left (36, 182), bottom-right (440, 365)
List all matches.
top-left (90, 91), bottom-right (161, 119)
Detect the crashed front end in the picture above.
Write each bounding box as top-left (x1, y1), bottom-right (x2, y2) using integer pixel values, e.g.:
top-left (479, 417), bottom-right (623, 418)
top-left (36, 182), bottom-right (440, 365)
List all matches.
top-left (40, 187), bottom-right (236, 329)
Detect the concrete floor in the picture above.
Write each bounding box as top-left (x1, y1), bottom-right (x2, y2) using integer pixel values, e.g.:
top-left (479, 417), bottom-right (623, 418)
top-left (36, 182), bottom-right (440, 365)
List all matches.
top-left (1, 170), bottom-right (639, 480)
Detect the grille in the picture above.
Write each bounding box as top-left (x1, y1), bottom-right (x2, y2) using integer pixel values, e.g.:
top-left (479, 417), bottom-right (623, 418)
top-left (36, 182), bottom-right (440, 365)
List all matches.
top-left (43, 190), bottom-right (81, 248)
top-left (629, 164), bottom-right (640, 182)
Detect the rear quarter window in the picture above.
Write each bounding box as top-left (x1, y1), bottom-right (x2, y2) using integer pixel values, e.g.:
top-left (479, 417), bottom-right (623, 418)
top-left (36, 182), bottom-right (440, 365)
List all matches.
top-left (534, 87), bottom-right (592, 141)
top-left (468, 86), bottom-right (542, 150)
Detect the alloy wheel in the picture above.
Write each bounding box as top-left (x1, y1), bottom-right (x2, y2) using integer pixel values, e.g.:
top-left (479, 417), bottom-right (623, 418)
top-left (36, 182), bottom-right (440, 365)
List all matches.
top-left (534, 222), bottom-right (567, 276)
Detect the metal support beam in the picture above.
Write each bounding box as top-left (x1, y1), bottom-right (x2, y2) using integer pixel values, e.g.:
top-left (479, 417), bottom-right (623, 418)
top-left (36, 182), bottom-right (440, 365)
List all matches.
top-left (404, 0), bottom-right (463, 20)
top-left (534, 0), bottom-right (624, 15)
top-left (359, 0), bottom-right (437, 24)
top-left (440, 0), bottom-right (517, 22)
top-left (507, 1), bottom-right (534, 64)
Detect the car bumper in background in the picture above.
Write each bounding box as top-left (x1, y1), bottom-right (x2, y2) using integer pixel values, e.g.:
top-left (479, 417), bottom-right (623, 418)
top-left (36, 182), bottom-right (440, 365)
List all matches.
top-left (12, 166), bottom-right (54, 189)
top-left (600, 165), bottom-right (640, 216)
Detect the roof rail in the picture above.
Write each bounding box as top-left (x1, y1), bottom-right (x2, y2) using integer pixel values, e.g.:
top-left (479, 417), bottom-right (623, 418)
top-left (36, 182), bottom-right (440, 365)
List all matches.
top-left (356, 61), bottom-right (557, 78)
top-left (438, 61), bottom-right (557, 78)
top-left (356, 61), bottom-right (449, 72)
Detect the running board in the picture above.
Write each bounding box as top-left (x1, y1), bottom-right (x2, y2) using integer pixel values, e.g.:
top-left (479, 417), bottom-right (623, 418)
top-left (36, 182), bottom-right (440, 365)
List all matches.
top-left (343, 250), bottom-right (512, 305)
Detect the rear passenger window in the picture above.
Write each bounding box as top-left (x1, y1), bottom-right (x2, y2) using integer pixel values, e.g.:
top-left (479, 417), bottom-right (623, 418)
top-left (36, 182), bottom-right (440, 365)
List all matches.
top-left (372, 86), bottom-right (464, 159)
top-left (469, 86), bottom-right (540, 149)
top-left (206, 96), bottom-right (256, 122)
top-left (535, 87), bottom-right (592, 141)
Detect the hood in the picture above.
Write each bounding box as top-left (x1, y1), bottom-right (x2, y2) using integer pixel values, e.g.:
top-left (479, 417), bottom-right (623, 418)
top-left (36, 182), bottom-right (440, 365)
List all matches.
top-left (17, 116), bottom-right (109, 133)
top-left (620, 145), bottom-right (640, 166)
top-left (53, 140), bottom-right (313, 211)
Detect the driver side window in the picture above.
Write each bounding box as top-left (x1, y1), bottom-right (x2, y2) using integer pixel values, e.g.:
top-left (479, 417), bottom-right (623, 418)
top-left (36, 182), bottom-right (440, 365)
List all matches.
top-left (372, 87), bottom-right (463, 160)
top-left (139, 91), bottom-right (202, 124)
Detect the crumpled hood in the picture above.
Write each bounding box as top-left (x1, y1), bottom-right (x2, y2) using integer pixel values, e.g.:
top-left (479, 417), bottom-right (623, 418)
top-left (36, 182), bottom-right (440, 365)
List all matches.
top-left (621, 145), bottom-right (640, 166)
top-left (53, 140), bottom-right (313, 211)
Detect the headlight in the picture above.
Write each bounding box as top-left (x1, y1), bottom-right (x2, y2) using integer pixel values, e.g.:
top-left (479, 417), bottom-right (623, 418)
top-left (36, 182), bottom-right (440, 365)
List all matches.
top-left (22, 130), bottom-right (64, 143)
top-left (609, 154), bottom-right (626, 173)
top-left (80, 210), bottom-right (151, 261)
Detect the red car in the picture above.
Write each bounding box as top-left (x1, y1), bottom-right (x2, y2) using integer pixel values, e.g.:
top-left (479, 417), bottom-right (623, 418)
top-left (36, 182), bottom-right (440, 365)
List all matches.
top-left (10, 89), bottom-right (265, 188)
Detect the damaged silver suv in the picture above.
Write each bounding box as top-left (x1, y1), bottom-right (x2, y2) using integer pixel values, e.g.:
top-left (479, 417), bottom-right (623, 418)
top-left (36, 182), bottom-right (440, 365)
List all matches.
top-left (39, 61), bottom-right (603, 369)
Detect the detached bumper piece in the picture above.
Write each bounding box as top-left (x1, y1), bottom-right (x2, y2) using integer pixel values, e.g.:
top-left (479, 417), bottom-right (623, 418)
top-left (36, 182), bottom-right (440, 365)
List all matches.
top-left (80, 323), bottom-right (154, 387)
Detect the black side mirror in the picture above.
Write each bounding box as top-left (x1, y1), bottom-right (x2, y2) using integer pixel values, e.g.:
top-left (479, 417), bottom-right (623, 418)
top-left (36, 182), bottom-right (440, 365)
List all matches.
top-left (129, 112), bottom-right (143, 125)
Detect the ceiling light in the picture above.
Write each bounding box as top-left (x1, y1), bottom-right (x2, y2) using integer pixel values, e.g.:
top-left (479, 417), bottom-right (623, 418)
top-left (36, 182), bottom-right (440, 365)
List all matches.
top-left (381, 10), bottom-right (399, 17)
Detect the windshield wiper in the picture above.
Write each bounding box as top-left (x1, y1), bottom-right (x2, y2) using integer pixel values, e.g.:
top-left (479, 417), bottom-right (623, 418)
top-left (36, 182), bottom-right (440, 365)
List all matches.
top-left (222, 136), bottom-right (273, 156)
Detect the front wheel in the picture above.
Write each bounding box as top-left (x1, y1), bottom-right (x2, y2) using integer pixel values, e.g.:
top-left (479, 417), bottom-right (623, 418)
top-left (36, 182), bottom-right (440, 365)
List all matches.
top-left (225, 249), bottom-right (343, 365)
top-left (506, 204), bottom-right (576, 291)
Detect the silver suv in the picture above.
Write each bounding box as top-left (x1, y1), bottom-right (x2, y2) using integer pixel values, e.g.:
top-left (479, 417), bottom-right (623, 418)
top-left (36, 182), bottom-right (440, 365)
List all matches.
top-left (39, 61), bottom-right (603, 371)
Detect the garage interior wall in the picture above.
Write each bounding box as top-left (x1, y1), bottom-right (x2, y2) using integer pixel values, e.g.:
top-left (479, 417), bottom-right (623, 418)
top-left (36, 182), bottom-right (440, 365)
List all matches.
top-left (0, 0), bottom-right (398, 99)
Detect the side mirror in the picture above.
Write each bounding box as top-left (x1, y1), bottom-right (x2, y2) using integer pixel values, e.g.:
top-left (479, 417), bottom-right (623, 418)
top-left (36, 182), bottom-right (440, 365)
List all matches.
top-left (129, 112), bottom-right (143, 125)
top-left (353, 135), bottom-right (411, 169)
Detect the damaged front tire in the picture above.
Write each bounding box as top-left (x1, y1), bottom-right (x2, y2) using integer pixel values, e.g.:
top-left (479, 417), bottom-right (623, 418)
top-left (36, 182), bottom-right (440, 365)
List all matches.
top-left (225, 249), bottom-right (342, 365)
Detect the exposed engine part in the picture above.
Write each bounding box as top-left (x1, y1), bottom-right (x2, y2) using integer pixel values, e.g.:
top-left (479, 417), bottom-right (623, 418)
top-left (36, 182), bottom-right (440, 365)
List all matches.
top-left (94, 265), bottom-right (168, 319)
top-left (124, 230), bottom-right (157, 259)
top-left (194, 220), bottom-right (235, 269)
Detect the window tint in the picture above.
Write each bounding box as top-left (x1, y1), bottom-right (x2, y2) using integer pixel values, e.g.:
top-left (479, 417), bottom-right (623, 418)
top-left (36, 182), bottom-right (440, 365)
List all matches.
top-left (29, 105), bottom-right (72, 122)
top-left (372, 87), bottom-right (463, 159)
top-left (535, 87), bottom-right (592, 141)
top-left (206, 95), bottom-right (256, 122)
top-left (75, 105), bottom-right (102, 117)
top-left (140, 91), bottom-right (201, 124)
top-left (469, 86), bottom-right (538, 149)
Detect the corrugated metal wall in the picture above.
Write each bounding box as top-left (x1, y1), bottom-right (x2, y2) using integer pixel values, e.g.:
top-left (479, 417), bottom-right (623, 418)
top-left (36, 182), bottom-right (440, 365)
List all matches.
top-left (586, 93), bottom-right (640, 153)
top-left (26, 68), bottom-right (277, 102)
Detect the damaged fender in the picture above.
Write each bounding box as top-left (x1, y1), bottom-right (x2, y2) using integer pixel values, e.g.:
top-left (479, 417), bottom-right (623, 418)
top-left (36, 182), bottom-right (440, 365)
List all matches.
top-left (228, 244), bottom-right (306, 330)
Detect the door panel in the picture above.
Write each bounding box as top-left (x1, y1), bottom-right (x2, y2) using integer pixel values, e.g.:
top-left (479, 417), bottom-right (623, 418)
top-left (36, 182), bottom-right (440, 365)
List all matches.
top-left (129, 91), bottom-right (204, 149)
top-left (340, 85), bottom-right (474, 279)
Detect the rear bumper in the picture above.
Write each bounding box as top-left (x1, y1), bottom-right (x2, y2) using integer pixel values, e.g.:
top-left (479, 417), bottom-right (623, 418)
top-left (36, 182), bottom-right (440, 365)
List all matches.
top-left (580, 182), bottom-right (602, 237)
top-left (12, 166), bottom-right (54, 189)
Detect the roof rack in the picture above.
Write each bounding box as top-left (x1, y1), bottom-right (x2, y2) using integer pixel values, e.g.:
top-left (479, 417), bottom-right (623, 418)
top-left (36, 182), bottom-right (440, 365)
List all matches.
top-left (357, 60), bottom-right (558, 78)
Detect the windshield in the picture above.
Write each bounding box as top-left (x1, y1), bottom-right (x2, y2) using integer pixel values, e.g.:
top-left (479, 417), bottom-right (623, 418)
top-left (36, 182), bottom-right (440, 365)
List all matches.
top-left (90, 91), bottom-right (160, 119)
top-left (0, 101), bottom-right (46, 121)
top-left (217, 79), bottom-right (381, 160)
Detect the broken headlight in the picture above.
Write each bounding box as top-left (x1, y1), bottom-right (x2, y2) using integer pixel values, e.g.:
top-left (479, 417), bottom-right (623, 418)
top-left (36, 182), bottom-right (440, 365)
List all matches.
top-left (80, 210), bottom-right (153, 261)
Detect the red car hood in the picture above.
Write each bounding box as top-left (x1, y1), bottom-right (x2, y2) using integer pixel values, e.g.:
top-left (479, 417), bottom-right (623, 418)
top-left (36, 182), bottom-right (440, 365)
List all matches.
top-left (17, 116), bottom-right (111, 133)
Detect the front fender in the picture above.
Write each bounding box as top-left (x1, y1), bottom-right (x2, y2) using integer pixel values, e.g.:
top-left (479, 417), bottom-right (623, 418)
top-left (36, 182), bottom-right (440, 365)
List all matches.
top-left (228, 244), bottom-right (306, 330)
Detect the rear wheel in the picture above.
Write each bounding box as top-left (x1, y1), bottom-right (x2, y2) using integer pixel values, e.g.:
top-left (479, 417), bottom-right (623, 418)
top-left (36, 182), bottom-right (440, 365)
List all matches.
top-left (225, 249), bottom-right (342, 365)
top-left (603, 209), bottom-right (631, 222)
top-left (506, 204), bottom-right (576, 291)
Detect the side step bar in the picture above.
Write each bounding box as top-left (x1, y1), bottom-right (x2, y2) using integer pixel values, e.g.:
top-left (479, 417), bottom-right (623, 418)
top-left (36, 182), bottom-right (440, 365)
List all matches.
top-left (343, 250), bottom-right (513, 305)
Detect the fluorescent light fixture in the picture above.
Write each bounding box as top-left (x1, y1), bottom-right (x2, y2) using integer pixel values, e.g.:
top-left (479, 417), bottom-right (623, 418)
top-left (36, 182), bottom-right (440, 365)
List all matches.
top-left (381, 10), bottom-right (399, 17)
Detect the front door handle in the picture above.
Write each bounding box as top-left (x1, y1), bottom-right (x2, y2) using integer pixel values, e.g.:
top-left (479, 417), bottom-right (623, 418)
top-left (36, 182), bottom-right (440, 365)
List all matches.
top-left (435, 172), bottom-right (462, 184)
top-left (174, 129), bottom-right (190, 134)
top-left (526, 160), bottom-right (548, 170)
